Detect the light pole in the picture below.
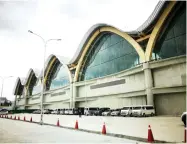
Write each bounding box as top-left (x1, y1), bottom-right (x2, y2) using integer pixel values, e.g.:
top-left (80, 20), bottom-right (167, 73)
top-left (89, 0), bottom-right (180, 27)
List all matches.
top-left (0, 76), bottom-right (13, 105)
top-left (28, 30), bottom-right (61, 125)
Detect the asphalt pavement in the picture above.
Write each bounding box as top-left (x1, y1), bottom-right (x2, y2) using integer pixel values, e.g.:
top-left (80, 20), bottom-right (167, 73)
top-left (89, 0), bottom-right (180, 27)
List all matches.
top-left (0, 118), bottom-right (138, 143)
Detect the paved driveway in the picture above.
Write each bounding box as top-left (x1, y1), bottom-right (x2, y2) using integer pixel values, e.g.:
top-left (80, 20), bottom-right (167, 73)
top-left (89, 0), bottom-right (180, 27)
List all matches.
top-left (0, 118), bottom-right (137, 143)
top-left (7, 114), bottom-right (185, 142)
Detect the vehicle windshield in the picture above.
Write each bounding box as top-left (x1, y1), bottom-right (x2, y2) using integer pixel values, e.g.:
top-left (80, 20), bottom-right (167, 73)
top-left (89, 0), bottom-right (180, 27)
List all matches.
top-left (133, 107), bottom-right (141, 110)
top-left (122, 107), bottom-right (129, 110)
top-left (89, 108), bottom-right (98, 110)
top-left (0, 109), bottom-right (7, 112)
top-left (146, 106), bottom-right (154, 110)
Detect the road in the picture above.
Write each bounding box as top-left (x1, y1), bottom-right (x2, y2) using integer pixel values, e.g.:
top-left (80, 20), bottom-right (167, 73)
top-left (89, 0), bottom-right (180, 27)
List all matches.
top-left (0, 119), bottom-right (137, 143)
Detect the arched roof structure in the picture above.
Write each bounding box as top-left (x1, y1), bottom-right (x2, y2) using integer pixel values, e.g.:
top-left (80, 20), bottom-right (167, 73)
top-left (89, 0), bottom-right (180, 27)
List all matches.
top-left (24, 68), bottom-right (41, 86)
top-left (42, 54), bottom-right (72, 84)
top-left (68, 1), bottom-right (168, 65)
top-left (14, 1), bottom-right (184, 95)
top-left (13, 77), bottom-right (26, 95)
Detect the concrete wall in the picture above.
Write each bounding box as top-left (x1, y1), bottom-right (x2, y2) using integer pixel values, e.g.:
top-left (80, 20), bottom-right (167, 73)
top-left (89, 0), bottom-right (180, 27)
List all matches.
top-left (154, 93), bottom-right (186, 115)
top-left (151, 56), bottom-right (186, 115)
top-left (75, 56), bottom-right (186, 115)
top-left (75, 65), bottom-right (146, 108)
top-left (16, 56), bottom-right (186, 115)
top-left (44, 102), bottom-right (70, 109)
top-left (77, 71), bottom-right (145, 98)
top-left (16, 98), bottom-right (25, 106)
top-left (43, 87), bottom-right (70, 103)
top-left (76, 95), bottom-right (146, 108)
top-left (152, 62), bottom-right (186, 87)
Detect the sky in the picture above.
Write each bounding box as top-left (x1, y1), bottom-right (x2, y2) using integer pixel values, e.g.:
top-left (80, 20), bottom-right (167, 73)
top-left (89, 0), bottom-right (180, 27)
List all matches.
top-left (0, 0), bottom-right (160, 101)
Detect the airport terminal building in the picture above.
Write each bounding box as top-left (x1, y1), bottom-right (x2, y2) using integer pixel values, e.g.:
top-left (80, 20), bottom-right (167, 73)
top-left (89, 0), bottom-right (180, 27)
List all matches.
top-left (13, 1), bottom-right (186, 115)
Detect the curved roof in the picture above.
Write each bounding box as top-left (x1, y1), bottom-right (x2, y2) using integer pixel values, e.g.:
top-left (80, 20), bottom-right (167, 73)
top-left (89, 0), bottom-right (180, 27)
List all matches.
top-left (39, 54), bottom-right (70, 78)
top-left (24, 68), bottom-right (41, 86)
top-left (129, 1), bottom-right (166, 34)
top-left (13, 77), bottom-right (25, 95)
top-left (68, 1), bottom-right (168, 64)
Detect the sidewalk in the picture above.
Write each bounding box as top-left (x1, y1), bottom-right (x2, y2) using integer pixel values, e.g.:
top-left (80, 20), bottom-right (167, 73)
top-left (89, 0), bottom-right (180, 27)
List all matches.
top-left (6, 114), bottom-right (185, 143)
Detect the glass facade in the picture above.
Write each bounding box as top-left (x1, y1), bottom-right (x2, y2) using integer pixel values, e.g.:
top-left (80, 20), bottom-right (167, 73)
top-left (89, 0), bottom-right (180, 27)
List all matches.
top-left (79, 33), bottom-right (139, 81)
top-left (153, 5), bottom-right (186, 59)
top-left (46, 62), bottom-right (70, 91)
top-left (32, 79), bottom-right (41, 95)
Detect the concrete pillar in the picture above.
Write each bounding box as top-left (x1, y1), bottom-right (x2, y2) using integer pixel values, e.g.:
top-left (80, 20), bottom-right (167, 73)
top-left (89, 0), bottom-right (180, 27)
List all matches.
top-left (143, 62), bottom-right (154, 105)
top-left (24, 87), bottom-right (27, 110)
top-left (69, 83), bottom-right (73, 108)
top-left (13, 95), bottom-right (17, 110)
top-left (72, 83), bottom-right (77, 108)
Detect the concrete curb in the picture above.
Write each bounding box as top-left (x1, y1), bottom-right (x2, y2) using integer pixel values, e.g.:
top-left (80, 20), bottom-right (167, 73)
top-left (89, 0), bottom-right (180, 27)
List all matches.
top-left (0, 117), bottom-right (174, 143)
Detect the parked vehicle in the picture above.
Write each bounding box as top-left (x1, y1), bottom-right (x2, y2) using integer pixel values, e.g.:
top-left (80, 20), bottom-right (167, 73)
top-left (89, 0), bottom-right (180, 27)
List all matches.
top-left (64, 109), bottom-right (69, 115)
top-left (102, 109), bottom-right (112, 116)
top-left (33, 109), bottom-right (41, 114)
top-left (84, 107), bottom-right (99, 116)
top-left (120, 106), bottom-right (133, 117)
top-left (51, 109), bottom-right (58, 114)
top-left (73, 108), bottom-right (79, 115)
top-left (181, 112), bottom-right (187, 126)
top-left (43, 109), bottom-right (51, 114)
top-left (95, 107), bottom-right (110, 116)
top-left (77, 107), bottom-right (84, 115)
top-left (0, 109), bottom-right (8, 114)
top-left (69, 108), bottom-right (74, 115)
top-left (110, 109), bottom-right (121, 116)
top-left (59, 109), bottom-right (65, 115)
top-left (132, 105), bottom-right (155, 117)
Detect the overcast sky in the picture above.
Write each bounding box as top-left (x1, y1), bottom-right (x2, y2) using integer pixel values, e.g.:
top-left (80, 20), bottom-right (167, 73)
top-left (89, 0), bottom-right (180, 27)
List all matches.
top-left (0, 0), bottom-right (159, 101)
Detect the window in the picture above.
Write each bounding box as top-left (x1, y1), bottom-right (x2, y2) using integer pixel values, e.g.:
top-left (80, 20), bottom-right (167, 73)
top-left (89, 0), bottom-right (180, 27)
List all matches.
top-left (146, 106), bottom-right (154, 110)
top-left (32, 79), bottom-right (41, 95)
top-left (79, 33), bottom-right (139, 81)
top-left (153, 5), bottom-right (186, 60)
top-left (133, 107), bottom-right (141, 110)
top-left (46, 61), bottom-right (70, 91)
top-left (122, 107), bottom-right (129, 110)
top-left (89, 108), bottom-right (99, 110)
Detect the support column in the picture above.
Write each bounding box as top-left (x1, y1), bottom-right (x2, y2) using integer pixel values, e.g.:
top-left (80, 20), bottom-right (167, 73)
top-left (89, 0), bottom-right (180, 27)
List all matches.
top-left (24, 87), bottom-right (27, 110)
top-left (13, 95), bottom-right (17, 110)
top-left (143, 62), bottom-right (154, 105)
top-left (72, 83), bottom-right (77, 108)
top-left (70, 83), bottom-right (73, 108)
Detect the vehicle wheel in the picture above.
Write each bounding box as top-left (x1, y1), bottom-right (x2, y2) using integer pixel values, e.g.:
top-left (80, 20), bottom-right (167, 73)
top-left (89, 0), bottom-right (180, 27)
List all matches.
top-left (151, 113), bottom-right (154, 116)
top-left (143, 113), bottom-right (146, 117)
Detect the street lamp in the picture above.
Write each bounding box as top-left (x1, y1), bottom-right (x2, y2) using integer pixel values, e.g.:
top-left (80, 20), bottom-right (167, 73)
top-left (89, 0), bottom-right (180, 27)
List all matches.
top-left (28, 30), bottom-right (61, 125)
top-left (0, 76), bottom-right (13, 105)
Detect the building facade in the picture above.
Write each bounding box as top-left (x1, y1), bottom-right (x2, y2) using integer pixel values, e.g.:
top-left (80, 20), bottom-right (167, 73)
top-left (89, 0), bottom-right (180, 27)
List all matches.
top-left (13, 1), bottom-right (186, 115)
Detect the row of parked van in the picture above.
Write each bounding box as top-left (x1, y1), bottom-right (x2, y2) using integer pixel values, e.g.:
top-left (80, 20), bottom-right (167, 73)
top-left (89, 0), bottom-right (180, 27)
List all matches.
top-left (32, 105), bottom-right (155, 117)
top-left (85, 105), bottom-right (155, 117)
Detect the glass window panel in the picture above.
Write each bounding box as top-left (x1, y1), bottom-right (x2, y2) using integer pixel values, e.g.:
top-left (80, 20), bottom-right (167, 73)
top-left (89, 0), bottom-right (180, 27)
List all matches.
top-left (110, 34), bottom-right (123, 46)
top-left (49, 64), bottom-right (70, 90)
top-left (174, 12), bottom-right (186, 36)
top-left (175, 34), bottom-right (186, 55)
top-left (153, 6), bottom-right (186, 60)
top-left (165, 27), bottom-right (175, 40)
top-left (159, 39), bottom-right (177, 59)
top-left (100, 48), bottom-right (110, 63)
top-left (32, 79), bottom-right (41, 95)
top-left (81, 33), bottom-right (139, 81)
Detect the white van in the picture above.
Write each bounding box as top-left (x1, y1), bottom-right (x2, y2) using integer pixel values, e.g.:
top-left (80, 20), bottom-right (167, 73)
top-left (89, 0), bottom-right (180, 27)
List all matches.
top-left (84, 107), bottom-right (99, 116)
top-left (120, 106), bottom-right (133, 116)
top-left (132, 105), bottom-right (155, 117)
